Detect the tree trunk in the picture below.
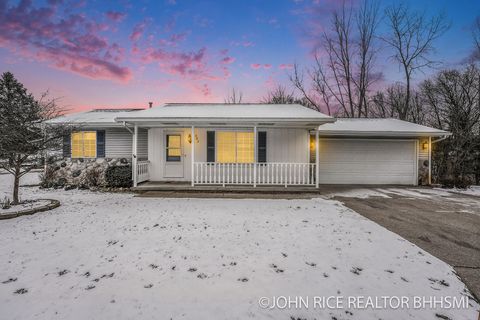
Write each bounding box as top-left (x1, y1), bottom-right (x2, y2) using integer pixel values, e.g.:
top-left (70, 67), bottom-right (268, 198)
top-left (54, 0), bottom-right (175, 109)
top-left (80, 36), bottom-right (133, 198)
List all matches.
top-left (12, 165), bottom-right (20, 204)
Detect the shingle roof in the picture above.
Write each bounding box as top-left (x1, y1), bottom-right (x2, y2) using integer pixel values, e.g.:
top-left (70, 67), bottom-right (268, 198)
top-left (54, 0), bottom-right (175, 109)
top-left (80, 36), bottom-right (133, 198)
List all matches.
top-left (318, 118), bottom-right (450, 137)
top-left (114, 103), bottom-right (333, 122)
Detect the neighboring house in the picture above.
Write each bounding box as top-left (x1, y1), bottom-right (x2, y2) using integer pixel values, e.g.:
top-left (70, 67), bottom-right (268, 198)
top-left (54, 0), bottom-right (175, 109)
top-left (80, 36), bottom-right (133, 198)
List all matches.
top-left (48, 103), bottom-right (450, 188)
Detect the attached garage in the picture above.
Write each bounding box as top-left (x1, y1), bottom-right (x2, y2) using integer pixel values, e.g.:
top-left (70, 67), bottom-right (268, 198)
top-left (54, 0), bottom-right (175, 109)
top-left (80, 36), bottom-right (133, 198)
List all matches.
top-left (316, 118), bottom-right (451, 186)
top-left (318, 139), bottom-right (417, 185)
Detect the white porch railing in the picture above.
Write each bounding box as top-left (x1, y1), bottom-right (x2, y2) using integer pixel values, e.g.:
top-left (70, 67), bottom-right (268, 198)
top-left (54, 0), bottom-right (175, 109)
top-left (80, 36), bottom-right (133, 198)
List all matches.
top-left (193, 162), bottom-right (316, 186)
top-left (137, 160), bottom-right (150, 183)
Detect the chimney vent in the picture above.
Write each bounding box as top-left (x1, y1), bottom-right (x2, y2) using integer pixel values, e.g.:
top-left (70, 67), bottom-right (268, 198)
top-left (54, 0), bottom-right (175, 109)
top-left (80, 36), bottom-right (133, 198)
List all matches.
top-left (148, 102), bottom-right (153, 109)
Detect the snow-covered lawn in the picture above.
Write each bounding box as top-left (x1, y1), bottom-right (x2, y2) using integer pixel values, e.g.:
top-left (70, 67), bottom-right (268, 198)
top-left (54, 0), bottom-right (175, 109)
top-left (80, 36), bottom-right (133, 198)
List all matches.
top-left (0, 173), bottom-right (478, 320)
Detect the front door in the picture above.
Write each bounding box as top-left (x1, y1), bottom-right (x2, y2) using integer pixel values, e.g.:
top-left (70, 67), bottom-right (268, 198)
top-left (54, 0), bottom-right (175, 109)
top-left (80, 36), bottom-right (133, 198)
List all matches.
top-left (164, 133), bottom-right (184, 178)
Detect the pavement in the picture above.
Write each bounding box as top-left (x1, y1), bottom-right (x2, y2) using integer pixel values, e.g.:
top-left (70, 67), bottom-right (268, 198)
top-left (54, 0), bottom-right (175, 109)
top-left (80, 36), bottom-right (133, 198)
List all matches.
top-left (331, 187), bottom-right (480, 301)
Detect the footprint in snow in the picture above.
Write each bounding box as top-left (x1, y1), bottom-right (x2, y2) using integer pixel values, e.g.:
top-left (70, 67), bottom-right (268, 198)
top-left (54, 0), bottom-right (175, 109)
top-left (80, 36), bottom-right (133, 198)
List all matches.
top-left (58, 269), bottom-right (69, 276)
top-left (144, 284), bottom-right (153, 288)
top-left (237, 277), bottom-right (248, 282)
top-left (14, 288), bottom-right (27, 294)
top-left (305, 262), bottom-right (316, 267)
top-left (2, 277), bottom-right (17, 284)
top-left (350, 267), bottom-right (363, 275)
top-left (197, 273), bottom-right (207, 279)
top-left (270, 264), bottom-right (284, 273)
top-left (188, 267), bottom-right (197, 272)
top-left (85, 285), bottom-right (95, 290)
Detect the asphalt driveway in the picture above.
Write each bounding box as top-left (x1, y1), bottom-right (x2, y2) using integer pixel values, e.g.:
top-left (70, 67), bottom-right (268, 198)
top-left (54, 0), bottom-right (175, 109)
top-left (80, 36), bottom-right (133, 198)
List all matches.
top-left (329, 187), bottom-right (480, 301)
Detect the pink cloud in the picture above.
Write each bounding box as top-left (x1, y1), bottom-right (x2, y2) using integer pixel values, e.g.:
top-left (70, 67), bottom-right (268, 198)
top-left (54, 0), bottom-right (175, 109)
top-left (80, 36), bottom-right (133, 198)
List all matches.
top-left (139, 46), bottom-right (212, 79)
top-left (0, 1), bottom-right (132, 82)
top-left (130, 22), bottom-right (146, 42)
top-left (221, 56), bottom-right (235, 64)
top-left (250, 63), bottom-right (273, 70)
top-left (105, 11), bottom-right (126, 22)
top-left (279, 63), bottom-right (293, 70)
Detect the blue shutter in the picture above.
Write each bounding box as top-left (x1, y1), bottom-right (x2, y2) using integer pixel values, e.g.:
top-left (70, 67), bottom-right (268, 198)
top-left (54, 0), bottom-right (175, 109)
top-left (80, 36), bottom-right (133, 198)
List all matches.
top-left (96, 130), bottom-right (105, 158)
top-left (258, 132), bottom-right (267, 163)
top-left (207, 131), bottom-right (215, 162)
top-left (63, 133), bottom-right (71, 158)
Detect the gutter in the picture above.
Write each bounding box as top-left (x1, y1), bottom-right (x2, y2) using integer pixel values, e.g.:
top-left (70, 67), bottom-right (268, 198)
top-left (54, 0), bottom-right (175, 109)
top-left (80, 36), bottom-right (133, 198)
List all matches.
top-left (431, 134), bottom-right (450, 144)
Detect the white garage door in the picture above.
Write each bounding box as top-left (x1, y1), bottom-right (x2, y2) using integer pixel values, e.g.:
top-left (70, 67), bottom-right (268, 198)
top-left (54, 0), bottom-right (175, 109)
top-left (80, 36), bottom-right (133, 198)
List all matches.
top-left (318, 139), bottom-right (417, 185)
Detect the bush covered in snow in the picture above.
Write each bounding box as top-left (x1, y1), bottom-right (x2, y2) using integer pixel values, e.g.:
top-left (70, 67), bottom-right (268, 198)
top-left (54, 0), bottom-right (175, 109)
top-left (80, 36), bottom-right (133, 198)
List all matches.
top-left (104, 165), bottom-right (132, 188)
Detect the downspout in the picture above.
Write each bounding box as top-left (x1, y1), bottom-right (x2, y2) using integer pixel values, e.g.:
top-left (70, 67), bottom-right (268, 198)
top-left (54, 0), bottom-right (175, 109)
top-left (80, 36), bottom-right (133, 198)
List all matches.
top-left (123, 121), bottom-right (133, 134)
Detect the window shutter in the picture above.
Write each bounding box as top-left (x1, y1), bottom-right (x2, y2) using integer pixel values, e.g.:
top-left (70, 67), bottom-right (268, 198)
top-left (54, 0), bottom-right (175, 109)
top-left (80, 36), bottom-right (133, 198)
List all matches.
top-left (96, 130), bottom-right (105, 158)
top-left (257, 131), bottom-right (267, 163)
top-left (63, 133), bottom-right (71, 158)
top-left (207, 131), bottom-right (215, 162)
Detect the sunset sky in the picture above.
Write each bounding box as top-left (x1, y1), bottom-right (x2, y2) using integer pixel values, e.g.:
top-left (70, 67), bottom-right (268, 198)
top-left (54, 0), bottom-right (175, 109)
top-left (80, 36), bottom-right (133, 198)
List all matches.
top-left (0, 0), bottom-right (479, 113)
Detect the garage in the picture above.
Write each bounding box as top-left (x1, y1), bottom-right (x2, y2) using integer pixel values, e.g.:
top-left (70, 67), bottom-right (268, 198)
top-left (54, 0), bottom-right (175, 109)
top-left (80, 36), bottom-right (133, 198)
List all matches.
top-left (318, 139), bottom-right (417, 185)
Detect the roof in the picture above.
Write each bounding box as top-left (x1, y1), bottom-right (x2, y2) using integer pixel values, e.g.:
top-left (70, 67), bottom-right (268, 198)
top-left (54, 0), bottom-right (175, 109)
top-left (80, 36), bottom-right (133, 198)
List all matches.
top-left (114, 103), bottom-right (334, 127)
top-left (317, 118), bottom-right (450, 137)
top-left (47, 109), bottom-right (144, 127)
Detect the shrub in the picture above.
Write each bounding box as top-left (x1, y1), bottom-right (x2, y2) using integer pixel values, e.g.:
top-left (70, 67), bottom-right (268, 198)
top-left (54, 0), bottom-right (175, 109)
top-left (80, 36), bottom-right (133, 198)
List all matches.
top-left (85, 167), bottom-right (103, 187)
top-left (39, 166), bottom-right (56, 188)
top-left (105, 165), bottom-right (132, 188)
top-left (1, 197), bottom-right (11, 209)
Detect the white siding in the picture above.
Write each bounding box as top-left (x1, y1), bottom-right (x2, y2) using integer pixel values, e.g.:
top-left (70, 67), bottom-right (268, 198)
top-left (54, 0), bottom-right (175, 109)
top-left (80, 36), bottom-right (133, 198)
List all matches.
top-left (105, 128), bottom-right (147, 159)
top-left (148, 127), bottom-right (311, 181)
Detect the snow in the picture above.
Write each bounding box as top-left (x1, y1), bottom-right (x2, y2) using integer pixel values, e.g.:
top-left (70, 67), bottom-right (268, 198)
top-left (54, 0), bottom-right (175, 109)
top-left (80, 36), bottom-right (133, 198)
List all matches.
top-left (47, 109), bottom-right (143, 126)
top-left (437, 186), bottom-right (480, 197)
top-left (0, 174), bottom-right (478, 320)
top-left (325, 188), bottom-right (392, 199)
top-left (0, 199), bottom-right (51, 215)
top-left (318, 118), bottom-right (449, 137)
top-left (115, 103), bottom-right (333, 121)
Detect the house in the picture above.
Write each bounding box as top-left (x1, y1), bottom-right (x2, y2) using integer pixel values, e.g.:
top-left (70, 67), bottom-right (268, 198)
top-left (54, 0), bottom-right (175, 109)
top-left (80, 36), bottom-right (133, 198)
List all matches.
top-left (48, 103), bottom-right (450, 188)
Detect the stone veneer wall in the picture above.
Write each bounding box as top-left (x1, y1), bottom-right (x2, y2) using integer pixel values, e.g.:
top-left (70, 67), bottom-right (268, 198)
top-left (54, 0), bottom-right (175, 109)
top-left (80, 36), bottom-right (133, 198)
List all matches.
top-left (47, 157), bottom-right (131, 188)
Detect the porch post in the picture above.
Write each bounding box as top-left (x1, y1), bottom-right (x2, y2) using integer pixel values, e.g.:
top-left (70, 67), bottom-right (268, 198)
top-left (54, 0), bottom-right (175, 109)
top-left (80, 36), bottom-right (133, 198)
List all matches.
top-left (428, 136), bottom-right (432, 185)
top-left (315, 129), bottom-right (319, 188)
top-left (253, 126), bottom-right (257, 187)
top-left (133, 124), bottom-right (138, 187)
top-left (191, 125), bottom-right (195, 187)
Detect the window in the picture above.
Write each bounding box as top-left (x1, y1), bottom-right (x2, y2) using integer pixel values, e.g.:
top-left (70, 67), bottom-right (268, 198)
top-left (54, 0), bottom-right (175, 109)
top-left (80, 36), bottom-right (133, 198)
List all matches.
top-left (216, 131), bottom-right (254, 163)
top-left (166, 134), bottom-right (181, 161)
top-left (71, 131), bottom-right (96, 158)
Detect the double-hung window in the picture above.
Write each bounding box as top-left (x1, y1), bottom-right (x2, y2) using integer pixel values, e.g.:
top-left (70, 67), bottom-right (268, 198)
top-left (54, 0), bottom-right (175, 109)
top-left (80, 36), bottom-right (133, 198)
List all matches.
top-left (71, 131), bottom-right (97, 158)
top-left (216, 131), bottom-right (254, 163)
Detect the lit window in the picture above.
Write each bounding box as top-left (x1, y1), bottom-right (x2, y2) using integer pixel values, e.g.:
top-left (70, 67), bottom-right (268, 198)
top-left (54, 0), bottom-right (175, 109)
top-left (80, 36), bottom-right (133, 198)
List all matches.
top-left (216, 131), bottom-right (254, 163)
top-left (71, 131), bottom-right (96, 158)
top-left (166, 134), bottom-right (181, 161)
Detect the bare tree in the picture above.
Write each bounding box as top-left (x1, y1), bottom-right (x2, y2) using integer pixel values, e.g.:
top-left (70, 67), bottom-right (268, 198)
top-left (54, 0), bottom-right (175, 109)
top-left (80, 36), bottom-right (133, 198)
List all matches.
top-left (420, 65), bottom-right (480, 185)
top-left (224, 88), bottom-right (243, 104)
top-left (471, 16), bottom-right (480, 61)
top-left (261, 86), bottom-right (296, 104)
top-left (382, 3), bottom-right (449, 119)
top-left (290, 0), bottom-right (381, 117)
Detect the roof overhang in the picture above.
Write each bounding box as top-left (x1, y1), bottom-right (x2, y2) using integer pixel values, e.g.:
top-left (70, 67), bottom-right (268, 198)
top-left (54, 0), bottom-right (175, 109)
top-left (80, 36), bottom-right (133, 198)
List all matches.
top-left (317, 131), bottom-right (452, 138)
top-left (114, 116), bottom-right (336, 129)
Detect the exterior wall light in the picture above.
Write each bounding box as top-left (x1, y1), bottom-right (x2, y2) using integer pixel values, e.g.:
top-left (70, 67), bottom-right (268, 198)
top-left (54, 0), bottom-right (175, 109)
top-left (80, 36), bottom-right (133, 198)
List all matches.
top-left (188, 134), bottom-right (199, 144)
top-left (422, 141), bottom-right (429, 150)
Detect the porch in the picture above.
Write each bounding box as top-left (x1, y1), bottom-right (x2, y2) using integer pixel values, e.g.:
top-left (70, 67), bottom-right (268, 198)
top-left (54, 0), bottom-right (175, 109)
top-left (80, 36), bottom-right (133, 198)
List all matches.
top-left (131, 126), bottom-right (320, 188)
top-left (134, 162), bottom-right (317, 189)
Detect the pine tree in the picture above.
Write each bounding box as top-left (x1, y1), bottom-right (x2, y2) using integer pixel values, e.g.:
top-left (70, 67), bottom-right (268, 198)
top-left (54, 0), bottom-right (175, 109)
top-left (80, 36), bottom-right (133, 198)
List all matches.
top-left (0, 72), bottom-right (67, 204)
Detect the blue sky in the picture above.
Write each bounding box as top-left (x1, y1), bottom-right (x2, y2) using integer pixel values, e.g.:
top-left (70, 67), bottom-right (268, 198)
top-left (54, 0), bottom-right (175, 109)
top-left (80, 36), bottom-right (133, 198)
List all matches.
top-left (0, 0), bottom-right (478, 112)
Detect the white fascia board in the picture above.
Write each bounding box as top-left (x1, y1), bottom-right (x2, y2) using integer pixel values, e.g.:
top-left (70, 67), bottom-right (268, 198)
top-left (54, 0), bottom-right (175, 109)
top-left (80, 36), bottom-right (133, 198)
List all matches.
top-left (317, 131), bottom-right (452, 137)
